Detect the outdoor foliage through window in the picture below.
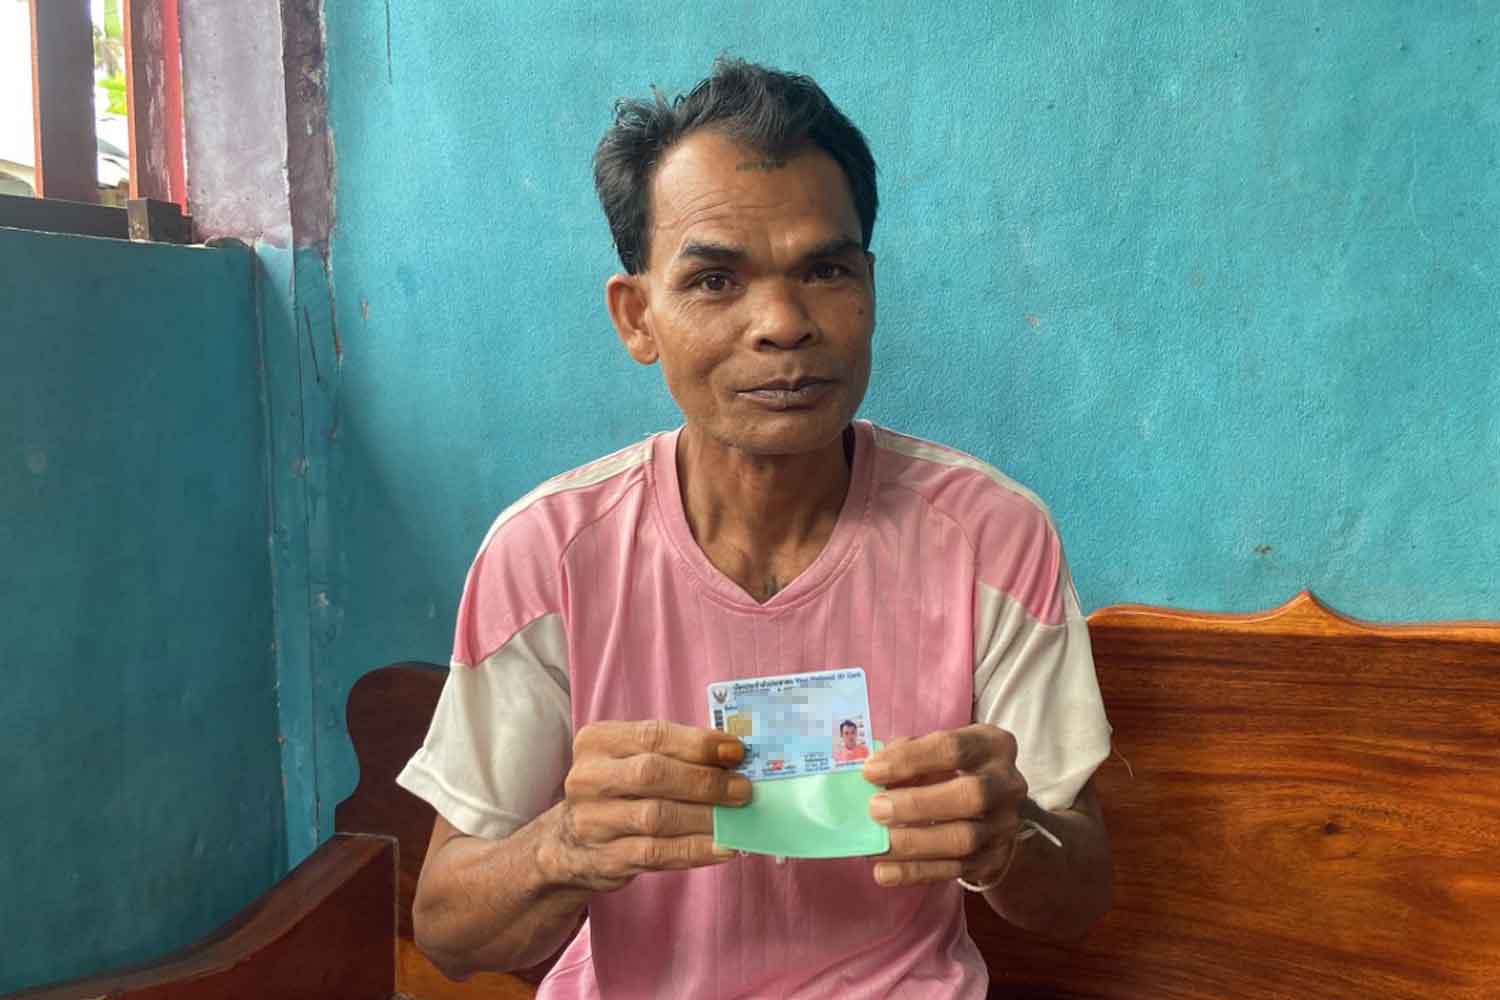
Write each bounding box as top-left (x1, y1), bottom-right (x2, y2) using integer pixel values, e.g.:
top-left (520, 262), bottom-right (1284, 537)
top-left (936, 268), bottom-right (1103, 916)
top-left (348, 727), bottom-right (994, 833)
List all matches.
top-left (0, 0), bottom-right (132, 204)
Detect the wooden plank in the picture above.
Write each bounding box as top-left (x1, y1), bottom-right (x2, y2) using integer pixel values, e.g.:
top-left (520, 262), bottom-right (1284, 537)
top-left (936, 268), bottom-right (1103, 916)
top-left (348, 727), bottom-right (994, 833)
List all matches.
top-left (337, 662), bottom-right (449, 943)
top-left (10, 835), bottom-right (397, 1000)
top-left (28, 0), bottom-right (98, 203)
top-left (0, 192), bottom-right (126, 238)
top-left (969, 592), bottom-right (1500, 1000)
top-left (123, 0), bottom-right (185, 205)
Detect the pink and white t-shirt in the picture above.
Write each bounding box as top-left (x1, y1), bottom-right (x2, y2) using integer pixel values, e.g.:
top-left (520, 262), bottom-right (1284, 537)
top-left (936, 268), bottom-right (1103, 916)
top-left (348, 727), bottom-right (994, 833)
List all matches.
top-left (398, 420), bottom-right (1112, 999)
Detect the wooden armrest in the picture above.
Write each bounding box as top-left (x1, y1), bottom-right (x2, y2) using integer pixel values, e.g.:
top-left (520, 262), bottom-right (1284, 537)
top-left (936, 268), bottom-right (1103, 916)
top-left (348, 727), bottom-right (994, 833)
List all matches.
top-left (7, 834), bottom-right (396, 1000)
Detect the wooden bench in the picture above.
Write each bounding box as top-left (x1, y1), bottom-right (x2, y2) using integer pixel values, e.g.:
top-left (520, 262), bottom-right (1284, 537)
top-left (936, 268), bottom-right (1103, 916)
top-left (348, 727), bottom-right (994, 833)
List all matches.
top-left (12, 591), bottom-right (1499, 999)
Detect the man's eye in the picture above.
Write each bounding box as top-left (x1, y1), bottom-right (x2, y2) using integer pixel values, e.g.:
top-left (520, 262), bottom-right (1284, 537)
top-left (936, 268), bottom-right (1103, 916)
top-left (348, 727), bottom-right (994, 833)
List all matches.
top-left (695, 272), bottom-right (731, 292)
top-left (810, 262), bottom-right (847, 282)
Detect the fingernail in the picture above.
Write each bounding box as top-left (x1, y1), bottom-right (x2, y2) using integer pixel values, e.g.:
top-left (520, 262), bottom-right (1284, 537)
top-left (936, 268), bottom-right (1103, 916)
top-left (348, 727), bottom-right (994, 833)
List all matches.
top-left (869, 795), bottom-right (893, 824)
top-left (713, 843), bottom-right (736, 859)
top-left (874, 863), bottom-right (899, 886)
top-left (864, 761), bottom-right (889, 784)
top-left (717, 741), bottom-right (744, 764)
top-left (727, 776), bottom-right (753, 803)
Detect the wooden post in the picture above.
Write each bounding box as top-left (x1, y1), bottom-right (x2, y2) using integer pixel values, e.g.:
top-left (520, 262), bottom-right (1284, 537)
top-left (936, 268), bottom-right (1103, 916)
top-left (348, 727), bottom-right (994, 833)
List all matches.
top-left (124, 0), bottom-right (186, 206)
top-left (29, 0), bottom-right (98, 203)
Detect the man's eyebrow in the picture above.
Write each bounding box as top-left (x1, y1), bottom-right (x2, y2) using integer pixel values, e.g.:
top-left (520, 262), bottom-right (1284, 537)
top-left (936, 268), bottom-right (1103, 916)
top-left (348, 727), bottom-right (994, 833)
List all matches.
top-left (673, 236), bottom-right (863, 267)
top-left (799, 236), bottom-right (863, 261)
top-left (675, 240), bottom-right (747, 264)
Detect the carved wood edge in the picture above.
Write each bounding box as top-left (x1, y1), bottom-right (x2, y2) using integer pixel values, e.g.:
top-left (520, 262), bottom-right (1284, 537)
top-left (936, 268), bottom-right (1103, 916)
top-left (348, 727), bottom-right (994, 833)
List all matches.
top-left (1088, 588), bottom-right (1500, 643)
top-left (4, 834), bottom-right (396, 999)
top-left (334, 660), bottom-right (446, 833)
top-left (335, 663), bottom-right (556, 998)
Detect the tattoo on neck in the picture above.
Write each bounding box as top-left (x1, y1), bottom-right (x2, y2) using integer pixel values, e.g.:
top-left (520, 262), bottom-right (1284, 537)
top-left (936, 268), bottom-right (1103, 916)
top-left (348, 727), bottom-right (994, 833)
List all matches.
top-left (736, 158), bottom-right (787, 173)
top-left (764, 576), bottom-right (781, 599)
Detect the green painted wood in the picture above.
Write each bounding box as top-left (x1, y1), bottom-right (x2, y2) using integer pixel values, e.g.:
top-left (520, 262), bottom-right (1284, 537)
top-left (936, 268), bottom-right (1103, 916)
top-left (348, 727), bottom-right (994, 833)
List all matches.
top-left (0, 228), bottom-right (282, 993)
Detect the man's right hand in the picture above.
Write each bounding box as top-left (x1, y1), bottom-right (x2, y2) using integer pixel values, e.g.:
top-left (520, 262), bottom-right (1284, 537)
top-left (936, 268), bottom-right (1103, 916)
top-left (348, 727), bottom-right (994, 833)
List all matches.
top-left (543, 720), bottom-right (751, 892)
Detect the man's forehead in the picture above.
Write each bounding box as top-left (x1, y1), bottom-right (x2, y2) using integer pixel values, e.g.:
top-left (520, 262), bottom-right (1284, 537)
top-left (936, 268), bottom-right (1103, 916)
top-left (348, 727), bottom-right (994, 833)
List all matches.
top-left (647, 131), bottom-right (860, 263)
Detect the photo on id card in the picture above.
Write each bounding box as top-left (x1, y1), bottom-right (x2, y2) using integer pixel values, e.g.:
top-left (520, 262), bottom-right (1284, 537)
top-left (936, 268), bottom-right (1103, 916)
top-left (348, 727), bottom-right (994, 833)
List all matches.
top-left (706, 668), bottom-right (873, 781)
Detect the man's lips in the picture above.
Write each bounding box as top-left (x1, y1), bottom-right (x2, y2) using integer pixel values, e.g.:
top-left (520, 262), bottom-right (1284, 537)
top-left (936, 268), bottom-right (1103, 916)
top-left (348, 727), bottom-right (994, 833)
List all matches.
top-left (738, 377), bottom-right (836, 410)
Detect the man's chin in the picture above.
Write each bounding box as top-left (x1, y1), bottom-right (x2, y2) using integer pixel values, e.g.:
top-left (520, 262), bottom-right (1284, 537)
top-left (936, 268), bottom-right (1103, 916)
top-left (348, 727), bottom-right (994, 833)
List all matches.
top-left (717, 413), bottom-right (851, 459)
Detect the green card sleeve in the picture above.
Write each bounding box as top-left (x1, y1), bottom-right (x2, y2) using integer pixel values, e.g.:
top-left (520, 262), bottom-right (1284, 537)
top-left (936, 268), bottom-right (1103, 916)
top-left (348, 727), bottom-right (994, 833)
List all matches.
top-left (712, 742), bottom-right (890, 859)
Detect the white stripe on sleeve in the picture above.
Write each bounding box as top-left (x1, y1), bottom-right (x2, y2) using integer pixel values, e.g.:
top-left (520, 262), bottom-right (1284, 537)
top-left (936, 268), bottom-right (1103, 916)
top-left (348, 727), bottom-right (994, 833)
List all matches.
top-left (397, 613), bottom-right (572, 839)
top-left (973, 580), bottom-right (1112, 812)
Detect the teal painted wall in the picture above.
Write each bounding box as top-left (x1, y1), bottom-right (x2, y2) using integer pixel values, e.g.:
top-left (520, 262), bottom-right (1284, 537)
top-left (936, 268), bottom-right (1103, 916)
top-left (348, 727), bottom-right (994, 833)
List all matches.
top-left (0, 229), bottom-right (284, 992)
top-left (254, 241), bottom-right (343, 866)
top-left (307, 2), bottom-right (1499, 843)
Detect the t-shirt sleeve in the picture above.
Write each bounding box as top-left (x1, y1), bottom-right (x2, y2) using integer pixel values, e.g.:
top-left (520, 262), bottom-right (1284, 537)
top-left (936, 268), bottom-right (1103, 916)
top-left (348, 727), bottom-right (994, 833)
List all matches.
top-left (972, 519), bottom-right (1112, 812)
top-left (397, 614), bottom-right (572, 839)
top-left (396, 507), bottom-right (574, 840)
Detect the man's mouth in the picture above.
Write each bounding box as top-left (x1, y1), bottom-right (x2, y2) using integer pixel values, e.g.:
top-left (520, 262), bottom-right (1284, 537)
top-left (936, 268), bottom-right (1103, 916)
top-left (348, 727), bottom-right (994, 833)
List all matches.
top-left (739, 377), bottom-right (836, 410)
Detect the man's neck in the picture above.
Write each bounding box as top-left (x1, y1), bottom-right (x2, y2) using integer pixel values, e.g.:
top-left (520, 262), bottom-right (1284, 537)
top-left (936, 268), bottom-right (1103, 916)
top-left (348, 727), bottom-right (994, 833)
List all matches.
top-left (677, 424), bottom-right (853, 601)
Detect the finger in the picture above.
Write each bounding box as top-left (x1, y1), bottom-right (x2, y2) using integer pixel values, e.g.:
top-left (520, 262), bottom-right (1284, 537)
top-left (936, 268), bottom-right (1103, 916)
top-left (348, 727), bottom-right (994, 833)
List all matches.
top-left (575, 720), bottom-right (745, 766)
top-left (872, 858), bottom-right (964, 888)
top-left (607, 834), bottom-right (736, 877)
top-left (568, 798), bottom-right (715, 842)
top-left (871, 773), bottom-right (1024, 826)
top-left (864, 736), bottom-right (950, 789)
top-left (864, 725), bottom-right (1014, 786)
top-left (882, 819), bottom-right (995, 861)
top-left (880, 767), bottom-right (953, 791)
top-left (567, 752), bottom-right (753, 806)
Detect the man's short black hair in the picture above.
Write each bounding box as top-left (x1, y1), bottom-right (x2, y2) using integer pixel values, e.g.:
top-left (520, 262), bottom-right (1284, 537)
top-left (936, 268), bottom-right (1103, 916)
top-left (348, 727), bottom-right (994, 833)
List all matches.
top-left (840, 720), bottom-right (858, 732)
top-left (593, 57), bottom-right (878, 274)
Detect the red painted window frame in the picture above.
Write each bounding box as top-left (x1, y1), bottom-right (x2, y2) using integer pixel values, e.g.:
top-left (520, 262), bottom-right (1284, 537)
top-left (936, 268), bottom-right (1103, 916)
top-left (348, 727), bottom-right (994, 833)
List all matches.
top-left (7, 0), bottom-right (188, 241)
top-left (122, 0), bottom-right (186, 206)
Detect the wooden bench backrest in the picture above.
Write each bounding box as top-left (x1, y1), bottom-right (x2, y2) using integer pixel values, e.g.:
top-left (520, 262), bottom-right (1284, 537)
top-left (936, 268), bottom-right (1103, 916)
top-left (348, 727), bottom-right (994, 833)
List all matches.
top-left (334, 664), bottom-right (543, 997)
top-left (338, 592), bottom-right (1500, 999)
top-left (971, 591), bottom-right (1500, 999)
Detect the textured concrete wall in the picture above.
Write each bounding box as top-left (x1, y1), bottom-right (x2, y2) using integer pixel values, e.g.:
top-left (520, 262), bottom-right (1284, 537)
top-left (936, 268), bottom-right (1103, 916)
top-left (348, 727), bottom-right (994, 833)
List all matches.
top-left (180, 0), bottom-right (291, 243)
top-left (0, 229), bottom-right (282, 992)
top-left (308, 2), bottom-right (1499, 836)
top-left (178, 0), bottom-right (340, 865)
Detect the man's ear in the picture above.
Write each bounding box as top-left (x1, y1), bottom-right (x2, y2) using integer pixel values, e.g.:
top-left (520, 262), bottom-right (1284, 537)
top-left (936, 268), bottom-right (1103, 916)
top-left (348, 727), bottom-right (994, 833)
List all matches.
top-left (606, 274), bottom-right (658, 365)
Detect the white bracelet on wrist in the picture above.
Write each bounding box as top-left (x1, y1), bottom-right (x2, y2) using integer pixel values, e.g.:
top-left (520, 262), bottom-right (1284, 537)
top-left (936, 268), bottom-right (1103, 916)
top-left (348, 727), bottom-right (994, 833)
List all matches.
top-left (955, 818), bottom-right (1062, 893)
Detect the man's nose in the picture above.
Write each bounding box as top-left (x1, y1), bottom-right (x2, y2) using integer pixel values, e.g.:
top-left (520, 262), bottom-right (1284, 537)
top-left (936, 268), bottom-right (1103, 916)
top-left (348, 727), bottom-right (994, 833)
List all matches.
top-left (749, 280), bottom-right (817, 351)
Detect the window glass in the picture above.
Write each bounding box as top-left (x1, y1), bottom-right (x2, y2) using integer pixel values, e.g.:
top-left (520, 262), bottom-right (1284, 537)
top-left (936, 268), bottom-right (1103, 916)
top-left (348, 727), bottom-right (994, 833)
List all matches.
top-left (92, 0), bottom-right (130, 205)
top-left (0, 0), bottom-right (37, 197)
top-left (0, 0), bottom-right (133, 203)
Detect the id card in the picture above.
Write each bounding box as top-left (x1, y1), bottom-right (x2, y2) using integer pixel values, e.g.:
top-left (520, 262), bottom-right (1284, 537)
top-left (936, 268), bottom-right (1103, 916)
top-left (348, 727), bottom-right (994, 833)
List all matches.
top-left (706, 668), bottom-right (873, 782)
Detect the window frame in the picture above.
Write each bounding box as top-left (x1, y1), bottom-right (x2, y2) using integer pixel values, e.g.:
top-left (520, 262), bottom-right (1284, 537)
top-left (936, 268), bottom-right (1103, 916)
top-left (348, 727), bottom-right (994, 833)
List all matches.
top-left (1, 0), bottom-right (191, 243)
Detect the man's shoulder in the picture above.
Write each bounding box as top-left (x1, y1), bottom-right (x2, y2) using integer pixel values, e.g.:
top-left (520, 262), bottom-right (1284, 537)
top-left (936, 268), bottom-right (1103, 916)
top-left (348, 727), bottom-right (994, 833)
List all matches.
top-left (451, 435), bottom-right (661, 666)
top-left (867, 422), bottom-right (1057, 540)
top-left (868, 423), bottom-right (1071, 623)
top-left (473, 434), bottom-right (660, 562)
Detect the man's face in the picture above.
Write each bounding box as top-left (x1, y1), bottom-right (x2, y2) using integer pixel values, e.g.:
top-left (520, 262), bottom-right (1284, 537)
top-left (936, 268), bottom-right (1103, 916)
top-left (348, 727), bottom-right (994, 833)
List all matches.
top-left (841, 724), bottom-right (858, 749)
top-left (611, 129), bottom-right (875, 457)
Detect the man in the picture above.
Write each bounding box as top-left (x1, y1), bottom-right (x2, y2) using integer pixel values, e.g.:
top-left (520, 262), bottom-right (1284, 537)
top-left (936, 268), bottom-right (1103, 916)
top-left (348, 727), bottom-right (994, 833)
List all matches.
top-left (398, 58), bottom-right (1113, 997)
top-left (834, 720), bottom-right (869, 763)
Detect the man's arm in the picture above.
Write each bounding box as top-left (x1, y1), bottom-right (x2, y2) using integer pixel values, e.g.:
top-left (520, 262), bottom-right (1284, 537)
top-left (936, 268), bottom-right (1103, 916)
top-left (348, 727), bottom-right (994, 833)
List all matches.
top-left (981, 779), bottom-right (1111, 938)
top-left (413, 809), bottom-right (588, 977)
top-left (864, 726), bottom-right (1112, 941)
top-left (411, 721), bottom-right (749, 979)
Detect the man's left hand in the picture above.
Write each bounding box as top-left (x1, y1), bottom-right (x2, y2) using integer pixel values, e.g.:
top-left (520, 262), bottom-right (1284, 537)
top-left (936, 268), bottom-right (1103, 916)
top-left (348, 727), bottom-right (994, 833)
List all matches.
top-left (862, 724), bottom-right (1029, 888)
